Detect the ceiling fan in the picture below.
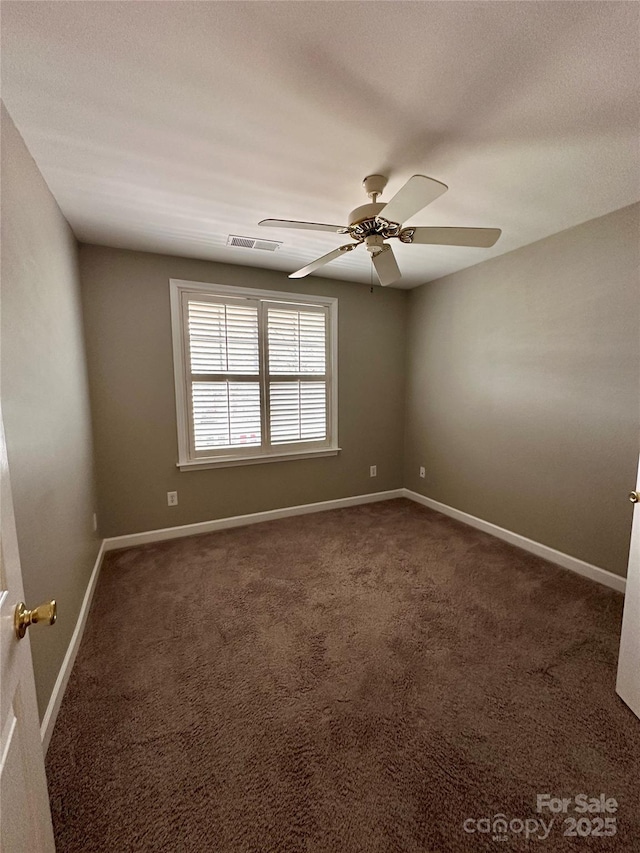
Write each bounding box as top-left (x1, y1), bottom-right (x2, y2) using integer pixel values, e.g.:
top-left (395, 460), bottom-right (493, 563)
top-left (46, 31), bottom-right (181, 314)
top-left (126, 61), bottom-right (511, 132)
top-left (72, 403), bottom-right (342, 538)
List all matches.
top-left (259, 174), bottom-right (501, 287)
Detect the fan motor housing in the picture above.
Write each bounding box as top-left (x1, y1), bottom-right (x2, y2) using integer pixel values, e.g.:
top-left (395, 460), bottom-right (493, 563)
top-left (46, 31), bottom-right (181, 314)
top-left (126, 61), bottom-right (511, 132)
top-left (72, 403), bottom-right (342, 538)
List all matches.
top-left (347, 202), bottom-right (402, 242)
top-left (348, 202), bottom-right (386, 226)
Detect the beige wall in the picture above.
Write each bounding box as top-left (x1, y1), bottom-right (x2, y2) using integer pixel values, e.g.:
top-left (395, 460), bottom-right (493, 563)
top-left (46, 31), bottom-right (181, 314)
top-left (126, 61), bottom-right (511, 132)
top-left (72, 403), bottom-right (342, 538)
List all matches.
top-left (1, 105), bottom-right (100, 718)
top-left (405, 203), bottom-right (640, 578)
top-left (79, 245), bottom-right (407, 537)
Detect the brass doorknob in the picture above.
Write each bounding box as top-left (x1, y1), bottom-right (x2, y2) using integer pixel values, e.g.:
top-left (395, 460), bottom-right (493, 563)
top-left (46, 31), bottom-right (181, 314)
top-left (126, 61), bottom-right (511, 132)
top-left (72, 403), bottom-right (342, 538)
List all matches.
top-left (14, 600), bottom-right (56, 640)
top-left (630, 492), bottom-right (640, 504)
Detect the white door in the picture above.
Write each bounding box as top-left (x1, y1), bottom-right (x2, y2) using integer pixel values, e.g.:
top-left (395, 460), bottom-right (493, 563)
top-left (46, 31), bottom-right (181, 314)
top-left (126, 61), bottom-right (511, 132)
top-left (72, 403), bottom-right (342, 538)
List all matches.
top-left (0, 408), bottom-right (56, 852)
top-left (617, 455), bottom-right (640, 719)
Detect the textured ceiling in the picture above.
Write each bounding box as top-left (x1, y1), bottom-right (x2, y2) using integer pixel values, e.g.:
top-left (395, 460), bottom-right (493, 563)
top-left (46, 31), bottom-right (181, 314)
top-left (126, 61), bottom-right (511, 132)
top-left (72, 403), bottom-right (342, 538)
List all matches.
top-left (2, 1), bottom-right (639, 288)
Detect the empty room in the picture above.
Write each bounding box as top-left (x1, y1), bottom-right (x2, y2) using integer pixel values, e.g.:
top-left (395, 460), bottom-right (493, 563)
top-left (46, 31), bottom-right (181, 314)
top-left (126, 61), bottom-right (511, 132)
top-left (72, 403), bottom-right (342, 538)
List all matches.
top-left (1, 2), bottom-right (639, 851)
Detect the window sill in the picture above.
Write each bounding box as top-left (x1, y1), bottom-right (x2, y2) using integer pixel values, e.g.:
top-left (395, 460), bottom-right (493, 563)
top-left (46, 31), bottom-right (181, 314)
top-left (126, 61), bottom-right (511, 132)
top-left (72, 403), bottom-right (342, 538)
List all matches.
top-left (178, 447), bottom-right (341, 471)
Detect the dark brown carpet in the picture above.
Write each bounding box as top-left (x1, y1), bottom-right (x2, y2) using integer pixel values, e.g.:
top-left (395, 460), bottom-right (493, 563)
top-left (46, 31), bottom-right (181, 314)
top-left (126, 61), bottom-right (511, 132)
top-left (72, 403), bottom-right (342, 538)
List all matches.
top-left (46, 499), bottom-right (639, 852)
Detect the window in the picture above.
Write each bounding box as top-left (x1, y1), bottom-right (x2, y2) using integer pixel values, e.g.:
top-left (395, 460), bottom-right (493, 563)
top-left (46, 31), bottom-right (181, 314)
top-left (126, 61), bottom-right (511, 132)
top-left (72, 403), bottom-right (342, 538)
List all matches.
top-left (170, 279), bottom-right (338, 469)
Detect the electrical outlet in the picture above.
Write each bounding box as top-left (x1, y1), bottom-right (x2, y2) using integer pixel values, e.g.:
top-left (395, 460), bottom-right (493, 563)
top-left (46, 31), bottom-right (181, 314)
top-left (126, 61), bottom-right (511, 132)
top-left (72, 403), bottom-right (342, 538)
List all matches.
top-left (370, 465), bottom-right (377, 477)
top-left (167, 491), bottom-right (178, 506)
top-left (92, 513), bottom-right (98, 532)
top-left (419, 466), bottom-right (426, 479)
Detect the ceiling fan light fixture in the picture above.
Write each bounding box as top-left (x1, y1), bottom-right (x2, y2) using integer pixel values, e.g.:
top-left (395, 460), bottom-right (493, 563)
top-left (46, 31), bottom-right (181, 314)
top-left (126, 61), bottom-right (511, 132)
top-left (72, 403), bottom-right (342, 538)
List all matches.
top-left (364, 235), bottom-right (385, 255)
top-left (260, 174), bottom-right (501, 284)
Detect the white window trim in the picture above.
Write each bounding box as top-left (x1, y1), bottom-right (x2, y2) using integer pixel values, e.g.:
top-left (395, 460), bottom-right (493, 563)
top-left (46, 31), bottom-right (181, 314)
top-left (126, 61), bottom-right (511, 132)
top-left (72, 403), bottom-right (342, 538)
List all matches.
top-left (169, 279), bottom-right (340, 470)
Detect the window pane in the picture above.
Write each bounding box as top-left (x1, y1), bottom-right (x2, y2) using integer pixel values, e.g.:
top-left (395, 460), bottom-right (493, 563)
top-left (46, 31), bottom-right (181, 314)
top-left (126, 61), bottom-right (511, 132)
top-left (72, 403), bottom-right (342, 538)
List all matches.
top-left (192, 381), bottom-right (261, 450)
top-left (188, 301), bottom-right (259, 374)
top-left (269, 381), bottom-right (326, 444)
top-left (267, 308), bottom-right (325, 374)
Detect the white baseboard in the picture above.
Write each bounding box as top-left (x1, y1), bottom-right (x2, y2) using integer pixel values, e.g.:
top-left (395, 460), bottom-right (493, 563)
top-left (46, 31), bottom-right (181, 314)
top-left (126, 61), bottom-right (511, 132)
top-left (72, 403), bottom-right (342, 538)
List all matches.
top-left (41, 540), bottom-right (106, 752)
top-left (103, 489), bottom-right (405, 552)
top-left (402, 489), bottom-right (626, 594)
top-left (103, 488), bottom-right (626, 593)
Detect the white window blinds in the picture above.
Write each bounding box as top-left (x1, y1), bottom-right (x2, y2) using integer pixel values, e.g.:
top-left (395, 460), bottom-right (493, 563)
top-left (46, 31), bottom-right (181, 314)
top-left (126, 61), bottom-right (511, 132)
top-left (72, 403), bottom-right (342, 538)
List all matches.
top-left (267, 308), bottom-right (326, 374)
top-left (173, 282), bottom-right (336, 466)
top-left (188, 301), bottom-right (259, 374)
top-left (191, 382), bottom-right (261, 450)
top-left (269, 381), bottom-right (327, 443)
top-left (188, 300), bottom-right (261, 451)
top-left (266, 306), bottom-right (327, 444)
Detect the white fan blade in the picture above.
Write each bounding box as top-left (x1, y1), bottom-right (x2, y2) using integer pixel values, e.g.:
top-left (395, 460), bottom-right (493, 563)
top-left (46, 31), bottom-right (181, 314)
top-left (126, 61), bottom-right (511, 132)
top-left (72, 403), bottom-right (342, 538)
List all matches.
top-left (377, 175), bottom-right (448, 226)
top-left (407, 227), bottom-right (501, 247)
top-left (259, 219), bottom-right (347, 234)
top-left (372, 245), bottom-right (401, 287)
top-left (289, 243), bottom-right (359, 279)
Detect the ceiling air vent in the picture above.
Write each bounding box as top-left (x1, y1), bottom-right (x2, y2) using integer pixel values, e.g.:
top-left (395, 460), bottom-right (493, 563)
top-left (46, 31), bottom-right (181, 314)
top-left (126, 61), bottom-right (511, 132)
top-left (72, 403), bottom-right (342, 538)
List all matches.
top-left (227, 235), bottom-right (282, 251)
